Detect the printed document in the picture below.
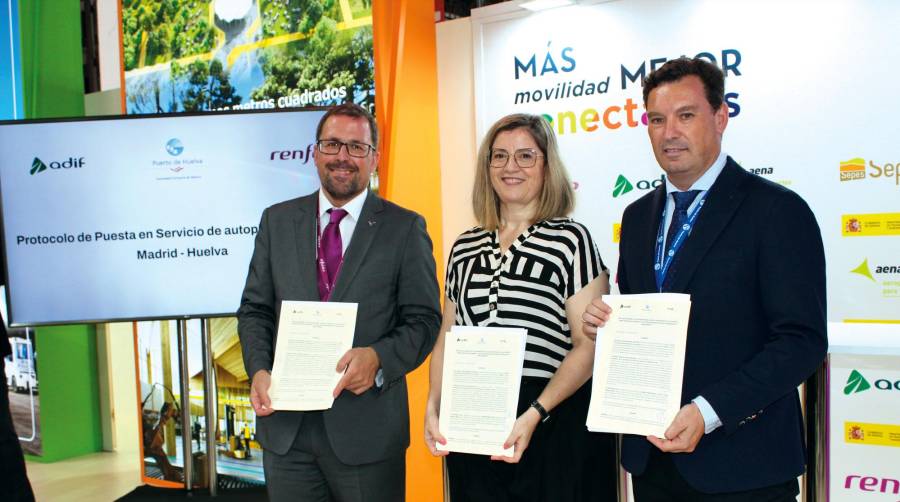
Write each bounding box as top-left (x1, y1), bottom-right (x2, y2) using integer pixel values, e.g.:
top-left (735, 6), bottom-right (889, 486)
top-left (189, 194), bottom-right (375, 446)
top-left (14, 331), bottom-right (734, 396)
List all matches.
top-left (587, 294), bottom-right (691, 437)
top-left (436, 326), bottom-right (527, 457)
top-left (269, 301), bottom-right (358, 411)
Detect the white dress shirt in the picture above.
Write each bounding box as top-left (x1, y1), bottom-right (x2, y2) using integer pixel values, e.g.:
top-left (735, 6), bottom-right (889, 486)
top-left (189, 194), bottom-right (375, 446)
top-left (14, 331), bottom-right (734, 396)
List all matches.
top-left (662, 150), bottom-right (728, 435)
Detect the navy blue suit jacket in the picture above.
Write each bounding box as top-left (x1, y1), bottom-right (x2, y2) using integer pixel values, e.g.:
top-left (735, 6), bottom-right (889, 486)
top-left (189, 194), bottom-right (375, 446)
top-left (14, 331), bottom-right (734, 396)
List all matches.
top-left (617, 158), bottom-right (827, 493)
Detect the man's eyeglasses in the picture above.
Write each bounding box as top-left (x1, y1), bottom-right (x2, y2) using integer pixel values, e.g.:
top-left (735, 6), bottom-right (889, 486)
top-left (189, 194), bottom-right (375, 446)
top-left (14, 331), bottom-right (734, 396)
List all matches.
top-left (316, 140), bottom-right (375, 158)
top-left (489, 148), bottom-right (543, 168)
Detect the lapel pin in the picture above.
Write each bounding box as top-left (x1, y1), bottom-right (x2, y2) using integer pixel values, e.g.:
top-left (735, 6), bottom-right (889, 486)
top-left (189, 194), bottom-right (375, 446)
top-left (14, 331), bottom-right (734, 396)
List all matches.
top-left (368, 220), bottom-right (376, 226)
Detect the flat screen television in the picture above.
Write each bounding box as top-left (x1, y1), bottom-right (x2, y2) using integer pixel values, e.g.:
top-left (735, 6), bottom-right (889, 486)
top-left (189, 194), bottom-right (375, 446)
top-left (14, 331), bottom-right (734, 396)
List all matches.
top-left (0, 109), bottom-right (324, 326)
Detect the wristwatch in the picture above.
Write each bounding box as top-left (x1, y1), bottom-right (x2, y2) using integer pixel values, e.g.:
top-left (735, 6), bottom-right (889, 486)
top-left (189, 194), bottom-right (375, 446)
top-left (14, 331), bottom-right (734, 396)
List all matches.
top-left (530, 399), bottom-right (550, 423)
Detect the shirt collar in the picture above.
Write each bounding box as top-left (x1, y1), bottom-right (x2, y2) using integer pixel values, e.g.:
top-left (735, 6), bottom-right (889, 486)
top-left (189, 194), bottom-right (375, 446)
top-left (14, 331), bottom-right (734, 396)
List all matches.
top-left (318, 189), bottom-right (367, 222)
top-left (665, 150), bottom-right (728, 194)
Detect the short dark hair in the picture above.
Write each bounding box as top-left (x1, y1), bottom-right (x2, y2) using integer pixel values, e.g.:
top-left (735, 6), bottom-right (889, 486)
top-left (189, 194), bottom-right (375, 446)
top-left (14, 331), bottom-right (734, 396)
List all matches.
top-left (315, 103), bottom-right (379, 148)
top-left (643, 57), bottom-right (725, 111)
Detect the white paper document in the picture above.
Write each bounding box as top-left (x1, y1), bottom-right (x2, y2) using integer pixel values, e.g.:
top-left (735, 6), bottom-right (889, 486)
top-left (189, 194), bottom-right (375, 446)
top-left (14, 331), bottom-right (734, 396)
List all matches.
top-left (436, 326), bottom-right (527, 457)
top-left (587, 294), bottom-right (691, 437)
top-left (268, 301), bottom-right (358, 411)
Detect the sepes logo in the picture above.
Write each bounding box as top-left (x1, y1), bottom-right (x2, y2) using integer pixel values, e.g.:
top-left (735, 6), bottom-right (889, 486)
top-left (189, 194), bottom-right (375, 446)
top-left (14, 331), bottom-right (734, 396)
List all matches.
top-left (612, 174), bottom-right (665, 198)
top-left (840, 157), bottom-right (900, 186)
top-left (165, 138), bottom-right (184, 156)
top-left (844, 369), bottom-right (871, 395)
top-left (840, 158), bottom-right (866, 181)
top-left (29, 156), bottom-right (85, 175)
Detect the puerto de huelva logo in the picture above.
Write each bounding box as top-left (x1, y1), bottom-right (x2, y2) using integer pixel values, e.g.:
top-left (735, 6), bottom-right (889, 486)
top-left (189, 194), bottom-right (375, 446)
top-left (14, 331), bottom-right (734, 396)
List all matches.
top-left (166, 138), bottom-right (184, 156)
top-left (29, 156), bottom-right (85, 175)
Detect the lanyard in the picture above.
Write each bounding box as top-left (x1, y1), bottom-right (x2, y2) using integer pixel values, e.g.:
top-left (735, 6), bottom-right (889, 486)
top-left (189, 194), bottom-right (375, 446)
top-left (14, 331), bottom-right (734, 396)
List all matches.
top-left (316, 203), bottom-right (343, 301)
top-left (654, 192), bottom-right (707, 291)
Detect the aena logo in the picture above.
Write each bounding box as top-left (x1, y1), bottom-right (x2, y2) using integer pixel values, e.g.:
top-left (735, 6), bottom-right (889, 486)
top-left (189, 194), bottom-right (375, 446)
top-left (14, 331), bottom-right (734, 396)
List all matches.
top-left (613, 174), bottom-right (665, 198)
top-left (29, 156), bottom-right (85, 175)
top-left (844, 369), bottom-right (871, 395)
top-left (166, 138), bottom-right (184, 156)
top-left (851, 258), bottom-right (899, 282)
top-left (844, 369), bottom-right (900, 394)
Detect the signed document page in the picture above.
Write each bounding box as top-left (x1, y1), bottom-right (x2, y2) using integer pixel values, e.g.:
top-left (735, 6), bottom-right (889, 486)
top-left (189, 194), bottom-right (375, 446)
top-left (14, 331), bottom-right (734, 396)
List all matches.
top-left (268, 301), bottom-right (358, 411)
top-left (436, 326), bottom-right (527, 457)
top-left (587, 294), bottom-right (691, 437)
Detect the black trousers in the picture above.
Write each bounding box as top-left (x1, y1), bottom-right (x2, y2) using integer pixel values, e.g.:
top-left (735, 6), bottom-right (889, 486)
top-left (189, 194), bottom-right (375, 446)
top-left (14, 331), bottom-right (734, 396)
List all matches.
top-left (632, 448), bottom-right (799, 502)
top-left (0, 358), bottom-right (35, 502)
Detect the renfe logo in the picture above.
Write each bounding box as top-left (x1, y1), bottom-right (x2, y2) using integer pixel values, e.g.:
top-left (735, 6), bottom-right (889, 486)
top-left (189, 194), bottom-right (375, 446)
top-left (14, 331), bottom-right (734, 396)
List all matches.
top-left (29, 156), bottom-right (85, 175)
top-left (270, 144), bottom-right (314, 164)
top-left (845, 474), bottom-right (899, 495)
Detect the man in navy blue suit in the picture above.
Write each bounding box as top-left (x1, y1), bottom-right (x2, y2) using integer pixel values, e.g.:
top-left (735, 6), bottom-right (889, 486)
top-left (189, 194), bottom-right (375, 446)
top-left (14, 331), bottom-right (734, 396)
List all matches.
top-left (583, 57), bottom-right (827, 501)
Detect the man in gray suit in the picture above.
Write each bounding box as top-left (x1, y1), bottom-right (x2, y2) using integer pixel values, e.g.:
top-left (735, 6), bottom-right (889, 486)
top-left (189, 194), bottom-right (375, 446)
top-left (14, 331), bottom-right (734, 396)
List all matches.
top-left (238, 103), bottom-right (441, 501)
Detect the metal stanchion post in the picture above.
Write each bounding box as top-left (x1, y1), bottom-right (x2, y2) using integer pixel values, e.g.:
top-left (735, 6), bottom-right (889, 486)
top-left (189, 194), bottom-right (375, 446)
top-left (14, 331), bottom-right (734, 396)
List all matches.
top-left (804, 363), bottom-right (828, 502)
top-left (177, 319), bottom-right (193, 491)
top-left (202, 318), bottom-right (219, 496)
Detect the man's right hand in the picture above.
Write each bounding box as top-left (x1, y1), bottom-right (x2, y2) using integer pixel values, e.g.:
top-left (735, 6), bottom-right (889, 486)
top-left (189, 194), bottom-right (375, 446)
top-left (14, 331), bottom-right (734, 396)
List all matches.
top-left (581, 298), bottom-right (612, 341)
top-left (250, 369), bottom-right (274, 417)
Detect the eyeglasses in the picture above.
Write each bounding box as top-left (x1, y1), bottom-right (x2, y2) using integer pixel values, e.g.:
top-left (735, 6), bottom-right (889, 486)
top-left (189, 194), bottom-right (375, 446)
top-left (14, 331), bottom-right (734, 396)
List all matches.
top-left (489, 148), bottom-right (543, 168)
top-left (316, 140), bottom-right (375, 158)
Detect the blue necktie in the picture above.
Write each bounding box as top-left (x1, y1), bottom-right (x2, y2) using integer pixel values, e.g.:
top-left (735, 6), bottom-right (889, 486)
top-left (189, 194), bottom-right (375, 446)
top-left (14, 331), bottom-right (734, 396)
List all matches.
top-left (661, 190), bottom-right (701, 291)
top-left (665, 190), bottom-right (702, 249)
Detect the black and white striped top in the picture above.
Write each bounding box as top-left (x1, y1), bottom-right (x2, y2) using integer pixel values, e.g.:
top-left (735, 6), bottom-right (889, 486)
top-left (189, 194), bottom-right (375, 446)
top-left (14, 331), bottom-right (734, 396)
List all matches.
top-left (446, 218), bottom-right (606, 379)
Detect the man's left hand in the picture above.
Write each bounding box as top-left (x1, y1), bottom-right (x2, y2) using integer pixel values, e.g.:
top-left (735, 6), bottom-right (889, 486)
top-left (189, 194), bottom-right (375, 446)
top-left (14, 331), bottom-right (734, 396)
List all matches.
top-left (647, 403), bottom-right (704, 453)
top-left (333, 347), bottom-right (381, 397)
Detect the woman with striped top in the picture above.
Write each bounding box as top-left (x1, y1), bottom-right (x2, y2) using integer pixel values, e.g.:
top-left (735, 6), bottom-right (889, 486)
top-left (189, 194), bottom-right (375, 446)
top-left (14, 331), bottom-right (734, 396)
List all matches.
top-left (424, 114), bottom-right (617, 501)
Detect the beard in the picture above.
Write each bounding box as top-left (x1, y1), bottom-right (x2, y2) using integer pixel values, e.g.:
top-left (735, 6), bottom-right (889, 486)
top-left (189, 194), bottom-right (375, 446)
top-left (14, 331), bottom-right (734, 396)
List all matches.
top-left (320, 160), bottom-right (366, 202)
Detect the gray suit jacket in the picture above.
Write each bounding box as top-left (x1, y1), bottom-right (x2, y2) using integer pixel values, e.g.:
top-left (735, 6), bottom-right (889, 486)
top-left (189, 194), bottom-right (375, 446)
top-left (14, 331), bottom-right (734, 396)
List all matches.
top-left (237, 190), bottom-right (441, 465)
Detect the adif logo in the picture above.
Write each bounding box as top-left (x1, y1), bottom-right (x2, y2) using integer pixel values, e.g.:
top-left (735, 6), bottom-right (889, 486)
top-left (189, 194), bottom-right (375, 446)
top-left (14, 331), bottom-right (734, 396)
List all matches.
top-left (613, 175), bottom-right (633, 197)
top-left (166, 138), bottom-right (184, 156)
top-left (844, 369), bottom-right (871, 395)
top-left (612, 174), bottom-right (665, 198)
top-left (29, 156), bottom-right (85, 175)
top-left (844, 369), bottom-right (900, 394)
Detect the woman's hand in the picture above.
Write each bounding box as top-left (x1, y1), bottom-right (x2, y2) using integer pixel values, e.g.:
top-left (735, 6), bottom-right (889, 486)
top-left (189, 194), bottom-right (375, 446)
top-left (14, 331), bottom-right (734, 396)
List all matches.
top-left (491, 406), bottom-right (542, 463)
top-left (424, 403), bottom-right (449, 457)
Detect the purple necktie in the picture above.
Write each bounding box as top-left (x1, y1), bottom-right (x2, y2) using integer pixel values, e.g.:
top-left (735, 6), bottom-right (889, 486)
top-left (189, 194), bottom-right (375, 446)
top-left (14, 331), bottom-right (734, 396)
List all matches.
top-left (318, 208), bottom-right (348, 300)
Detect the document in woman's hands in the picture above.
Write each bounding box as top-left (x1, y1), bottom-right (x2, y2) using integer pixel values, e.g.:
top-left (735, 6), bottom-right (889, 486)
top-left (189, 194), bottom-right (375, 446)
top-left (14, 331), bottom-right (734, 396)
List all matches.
top-left (587, 294), bottom-right (691, 437)
top-left (268, 301), bottom-right (358, 411)
top-left (436, 326), bottom-right (527, 456)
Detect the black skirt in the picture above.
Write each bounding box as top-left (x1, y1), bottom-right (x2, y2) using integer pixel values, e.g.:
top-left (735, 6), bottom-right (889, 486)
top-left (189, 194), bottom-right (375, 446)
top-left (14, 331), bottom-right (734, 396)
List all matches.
top-left (446, 377), bottom-right (617, 502)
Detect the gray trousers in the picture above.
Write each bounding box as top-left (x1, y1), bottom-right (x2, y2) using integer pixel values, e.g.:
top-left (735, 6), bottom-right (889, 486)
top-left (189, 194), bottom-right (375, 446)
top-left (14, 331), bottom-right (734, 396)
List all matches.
top-left (263, 412), bottom-right (405, 502)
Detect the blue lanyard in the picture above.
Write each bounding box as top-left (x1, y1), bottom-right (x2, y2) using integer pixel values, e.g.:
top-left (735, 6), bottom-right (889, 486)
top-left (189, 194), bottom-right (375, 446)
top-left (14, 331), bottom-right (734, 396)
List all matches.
top-left (654, 192), bottom-right (707, 291)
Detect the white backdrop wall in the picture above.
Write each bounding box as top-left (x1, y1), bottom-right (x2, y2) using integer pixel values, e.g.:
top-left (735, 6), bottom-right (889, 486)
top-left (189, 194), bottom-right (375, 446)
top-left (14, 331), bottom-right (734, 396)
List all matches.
top-left (468, 0), bottom-right (900, 323)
